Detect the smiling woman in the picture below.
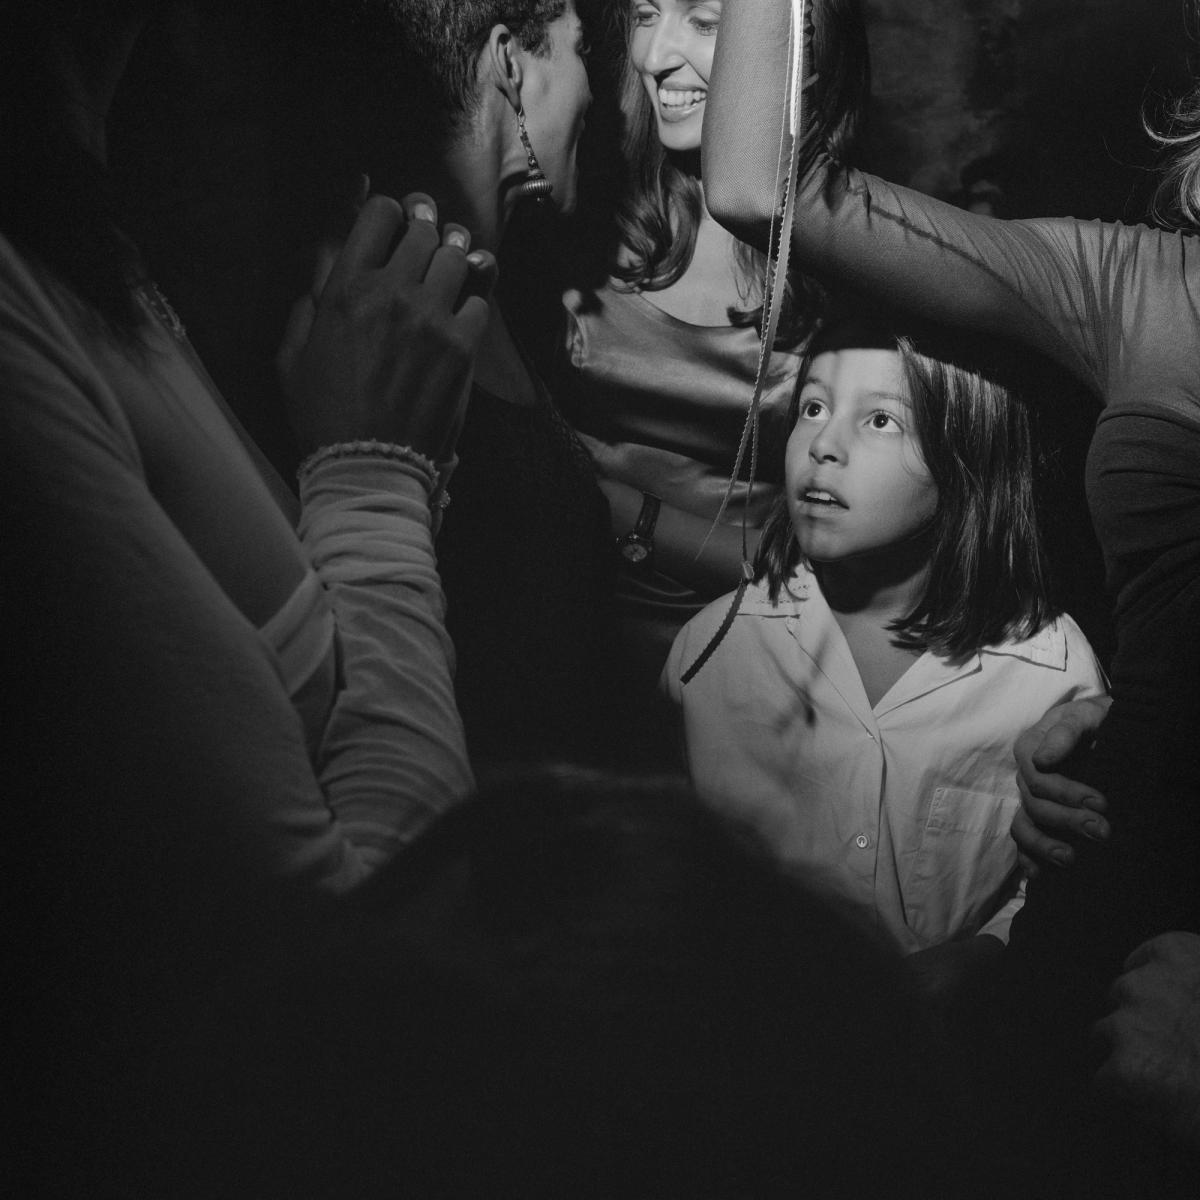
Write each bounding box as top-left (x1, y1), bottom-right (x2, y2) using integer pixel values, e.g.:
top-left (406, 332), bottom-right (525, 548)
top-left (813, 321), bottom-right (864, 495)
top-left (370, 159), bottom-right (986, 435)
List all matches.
top-left (556, 0), bottom-right (870, 755)
top-left (630, 0), bottom-right (720, 153)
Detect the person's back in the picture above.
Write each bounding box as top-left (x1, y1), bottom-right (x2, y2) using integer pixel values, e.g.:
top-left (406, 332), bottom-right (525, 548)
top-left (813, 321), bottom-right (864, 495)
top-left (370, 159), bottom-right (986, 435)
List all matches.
top-left (3, 5), bottom-right (491, 1189)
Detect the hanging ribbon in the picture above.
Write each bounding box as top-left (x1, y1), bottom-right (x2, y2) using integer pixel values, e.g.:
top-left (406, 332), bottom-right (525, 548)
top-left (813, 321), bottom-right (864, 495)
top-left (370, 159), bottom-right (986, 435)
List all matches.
top-left (682, 0), bottom-right (809, 684)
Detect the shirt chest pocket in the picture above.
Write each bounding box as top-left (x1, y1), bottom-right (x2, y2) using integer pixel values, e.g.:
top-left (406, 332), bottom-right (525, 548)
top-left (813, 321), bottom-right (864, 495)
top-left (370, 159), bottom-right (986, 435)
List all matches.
top-left (903, 786), bottom-right (1020, 944)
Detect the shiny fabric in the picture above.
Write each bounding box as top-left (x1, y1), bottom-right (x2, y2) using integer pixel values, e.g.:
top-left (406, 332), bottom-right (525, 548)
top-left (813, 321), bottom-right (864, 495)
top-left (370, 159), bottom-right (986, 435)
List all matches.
top-left (561, 283), bottom-right (802, 663)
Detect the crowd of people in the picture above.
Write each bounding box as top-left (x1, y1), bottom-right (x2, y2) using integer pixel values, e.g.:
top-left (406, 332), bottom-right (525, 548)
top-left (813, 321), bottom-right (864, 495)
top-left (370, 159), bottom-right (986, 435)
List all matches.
top-left (5, 0), bottom-right (1199, 1195)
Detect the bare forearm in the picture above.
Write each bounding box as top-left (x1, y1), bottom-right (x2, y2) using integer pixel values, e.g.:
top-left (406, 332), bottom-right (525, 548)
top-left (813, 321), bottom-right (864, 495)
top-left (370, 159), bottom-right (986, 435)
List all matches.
top-left (605, 478), bottom-right (760, 599)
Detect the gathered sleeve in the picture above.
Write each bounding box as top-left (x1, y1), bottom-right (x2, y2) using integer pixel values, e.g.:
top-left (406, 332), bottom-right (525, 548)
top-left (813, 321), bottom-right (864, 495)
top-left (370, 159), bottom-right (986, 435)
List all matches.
top-left (703, 0), bottom-right (1175, 405)
top-left (298, 455), bottom-right (473, 872)
top-left (1, 257), bottom-right (471, 911)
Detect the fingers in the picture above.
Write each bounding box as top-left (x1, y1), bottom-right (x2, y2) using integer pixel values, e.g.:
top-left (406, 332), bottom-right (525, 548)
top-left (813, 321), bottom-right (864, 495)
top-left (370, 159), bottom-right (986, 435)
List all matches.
top-left (1011, 806), bottom-right (1074, 869)
top-left (310, 240), bottom-right (341, 306)
top-left (276, 293), bottom-right (315, 391)
top-left (324, 193), bottom-right (409, 292)
top-left (421, 225), bottom-right (473, 301)
top-left (1021, 782), bottom-right (1110, 837)
top-left (1028, 719), bottom-right (1090, 772)
top-left (1029, 696), bottom-right (1112, 770)
top-left (1017, 850), bottom-right (1040, 879)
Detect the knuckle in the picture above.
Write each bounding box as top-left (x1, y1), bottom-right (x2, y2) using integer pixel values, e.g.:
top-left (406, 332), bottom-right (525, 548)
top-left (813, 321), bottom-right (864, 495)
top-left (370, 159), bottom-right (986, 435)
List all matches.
top-left (362, 193), bottom-right (404, 226)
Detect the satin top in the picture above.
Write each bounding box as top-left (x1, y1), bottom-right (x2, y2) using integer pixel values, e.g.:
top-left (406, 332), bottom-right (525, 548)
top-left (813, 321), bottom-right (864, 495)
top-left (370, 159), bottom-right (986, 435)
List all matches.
top-left (562, 283), bottom-right (800, 528)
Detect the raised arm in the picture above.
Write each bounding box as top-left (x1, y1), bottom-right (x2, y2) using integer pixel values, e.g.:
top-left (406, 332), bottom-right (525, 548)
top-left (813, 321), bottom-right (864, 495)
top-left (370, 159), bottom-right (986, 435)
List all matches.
top-left (704, 0), bottom-right (1134, 398)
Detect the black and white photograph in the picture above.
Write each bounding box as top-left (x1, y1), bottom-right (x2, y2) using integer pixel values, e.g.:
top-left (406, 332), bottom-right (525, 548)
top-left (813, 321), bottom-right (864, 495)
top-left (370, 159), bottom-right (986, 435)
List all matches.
top-left (6, 1), bottom-right (1200, 1195)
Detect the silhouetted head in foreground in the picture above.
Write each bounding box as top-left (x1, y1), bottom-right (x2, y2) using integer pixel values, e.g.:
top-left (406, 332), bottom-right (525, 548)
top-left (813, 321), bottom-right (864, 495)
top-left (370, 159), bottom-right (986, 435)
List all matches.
top-left (151, 768), bottom-right (974, 1198)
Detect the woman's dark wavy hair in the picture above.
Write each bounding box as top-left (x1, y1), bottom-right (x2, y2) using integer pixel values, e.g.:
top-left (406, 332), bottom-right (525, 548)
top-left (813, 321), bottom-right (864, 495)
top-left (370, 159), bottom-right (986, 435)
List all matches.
top-left (755, 308), bottom-right (1055, 661)
top-left (611, 0), bottom-right (869, 347)
top-left (0, 6), bottom-right (145, 340)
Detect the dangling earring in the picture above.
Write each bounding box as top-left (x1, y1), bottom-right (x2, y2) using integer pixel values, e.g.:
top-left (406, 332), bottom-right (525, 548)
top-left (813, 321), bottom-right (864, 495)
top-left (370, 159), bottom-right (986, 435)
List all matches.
top-left (516, 107), bottom-right (553, 204)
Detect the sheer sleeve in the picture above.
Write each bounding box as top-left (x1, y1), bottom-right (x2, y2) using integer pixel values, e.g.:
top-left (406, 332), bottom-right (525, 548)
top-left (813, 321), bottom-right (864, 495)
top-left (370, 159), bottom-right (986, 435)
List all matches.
top-left (298, 454), bottom-right (473, 869)
top-left (703, 0), bottom-right (1166, 405)
top-left (1, 257), bottom-right (471, 907)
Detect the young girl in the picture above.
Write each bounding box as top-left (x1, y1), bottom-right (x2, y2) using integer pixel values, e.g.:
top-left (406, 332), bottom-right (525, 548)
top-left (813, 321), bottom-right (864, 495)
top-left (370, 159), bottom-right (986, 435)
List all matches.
top-left (662, 309), bottom-right (1106, 956)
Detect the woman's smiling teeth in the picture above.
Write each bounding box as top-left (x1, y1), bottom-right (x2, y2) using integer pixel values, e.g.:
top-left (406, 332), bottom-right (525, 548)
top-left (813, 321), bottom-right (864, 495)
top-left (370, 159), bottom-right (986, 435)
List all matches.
top-left (658, 87), bottom-right (705, 110)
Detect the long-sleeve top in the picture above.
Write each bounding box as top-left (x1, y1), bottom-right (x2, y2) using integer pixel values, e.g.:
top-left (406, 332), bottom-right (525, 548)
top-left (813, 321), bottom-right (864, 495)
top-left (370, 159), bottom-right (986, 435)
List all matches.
top-left (704, 2), bottom-right (1200, 437)
top-left (0, 230), bottom-right (472, 911)
top-left (662, 567), bottom-right (1106, 952)
top-left (2, 229), bottom-right (479, 1192)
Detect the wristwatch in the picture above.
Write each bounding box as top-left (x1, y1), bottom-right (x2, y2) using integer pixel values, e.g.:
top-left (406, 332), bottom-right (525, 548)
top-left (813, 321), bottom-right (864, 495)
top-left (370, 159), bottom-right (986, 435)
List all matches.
top-left (617, 492), bottom-right (661, 568)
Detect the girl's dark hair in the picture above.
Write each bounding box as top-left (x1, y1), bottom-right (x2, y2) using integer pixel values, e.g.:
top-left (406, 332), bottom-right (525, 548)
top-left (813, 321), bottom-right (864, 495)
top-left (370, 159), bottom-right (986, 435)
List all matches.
top-left (756, 309), bottom-right (1055, 661)
top-left (0, 7), bottom-right (145, 339)
top-left (611, 0), bottom-right (869, 346)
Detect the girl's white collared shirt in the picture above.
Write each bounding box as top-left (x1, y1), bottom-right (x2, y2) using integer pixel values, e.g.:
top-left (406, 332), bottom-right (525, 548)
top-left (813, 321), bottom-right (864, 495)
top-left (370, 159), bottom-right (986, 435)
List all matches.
top-left (662, 564), bottom-right (1106, 952)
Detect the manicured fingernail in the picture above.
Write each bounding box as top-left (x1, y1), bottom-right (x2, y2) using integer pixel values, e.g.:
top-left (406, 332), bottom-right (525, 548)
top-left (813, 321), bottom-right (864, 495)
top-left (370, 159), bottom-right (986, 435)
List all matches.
top-left (1082, 818), bottom-right (1109, 841)
top-left (466, 251), bottom-right (487, 267)
top-left (445, 229), bottom-right (469, 250)
top-left (412, 202), bottom-right (436, 223)
top-left (1051, 848), bottom-right (1074, 867)
top-left (1082, 794), bottom-right (1107, 813)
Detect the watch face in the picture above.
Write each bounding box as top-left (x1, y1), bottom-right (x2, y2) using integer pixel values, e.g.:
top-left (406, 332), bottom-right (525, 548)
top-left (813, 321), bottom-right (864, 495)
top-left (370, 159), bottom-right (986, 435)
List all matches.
top-left (620, 540), bottom-right (650, 564)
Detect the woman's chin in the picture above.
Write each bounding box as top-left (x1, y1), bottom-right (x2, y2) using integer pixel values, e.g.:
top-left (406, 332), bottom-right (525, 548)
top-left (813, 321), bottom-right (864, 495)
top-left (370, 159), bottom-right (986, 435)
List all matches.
top-left (654, 115), bottom-right (704, 156)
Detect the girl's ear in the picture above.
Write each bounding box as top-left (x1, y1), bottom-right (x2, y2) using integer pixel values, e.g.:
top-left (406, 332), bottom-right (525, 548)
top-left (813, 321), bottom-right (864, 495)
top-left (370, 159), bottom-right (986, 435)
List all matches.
top-left (480, 23), bottom-right (524, 112)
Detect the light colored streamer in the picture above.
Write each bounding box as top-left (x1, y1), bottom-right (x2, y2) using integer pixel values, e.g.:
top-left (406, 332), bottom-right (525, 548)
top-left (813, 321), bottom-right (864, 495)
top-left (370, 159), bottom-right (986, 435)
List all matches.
top-left (682, 0), bottom-right (808, 684)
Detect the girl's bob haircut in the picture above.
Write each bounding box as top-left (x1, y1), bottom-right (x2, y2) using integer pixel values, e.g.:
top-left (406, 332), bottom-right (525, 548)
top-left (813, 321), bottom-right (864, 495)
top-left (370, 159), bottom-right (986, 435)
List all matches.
top-left (755, 303), bottom-right (1055, 661)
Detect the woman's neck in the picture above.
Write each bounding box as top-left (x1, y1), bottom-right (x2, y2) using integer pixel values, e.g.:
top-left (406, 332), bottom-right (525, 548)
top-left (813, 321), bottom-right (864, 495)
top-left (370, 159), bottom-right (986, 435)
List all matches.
top-left (639, 197), bottom-right (750, 325)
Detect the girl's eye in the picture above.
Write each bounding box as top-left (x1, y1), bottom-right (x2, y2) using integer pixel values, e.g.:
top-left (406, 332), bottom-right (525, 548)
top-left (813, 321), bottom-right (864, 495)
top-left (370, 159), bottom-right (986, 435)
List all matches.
top-left (868, 411), bottom-right (901, 432)
top-left (798, 399), bottom-right (826, 420)
top-left (691, 16), bottom-right (720, 35)
top-left (633, 5), bottom-right (658, 26)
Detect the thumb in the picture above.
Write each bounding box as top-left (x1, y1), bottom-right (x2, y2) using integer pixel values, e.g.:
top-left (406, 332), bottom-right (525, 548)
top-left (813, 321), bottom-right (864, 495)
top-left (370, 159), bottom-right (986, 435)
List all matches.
top-left (276, 293), bottom-right (316, 391)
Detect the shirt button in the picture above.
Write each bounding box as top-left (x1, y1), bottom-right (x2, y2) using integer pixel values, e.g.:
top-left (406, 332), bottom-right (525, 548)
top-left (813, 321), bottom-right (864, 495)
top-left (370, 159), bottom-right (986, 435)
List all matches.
top-left (854, 834), bottom-right (870, 849)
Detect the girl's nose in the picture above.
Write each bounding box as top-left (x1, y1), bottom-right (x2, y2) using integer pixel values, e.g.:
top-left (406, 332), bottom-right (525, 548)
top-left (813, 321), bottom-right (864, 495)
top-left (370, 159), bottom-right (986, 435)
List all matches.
top-left (642, 17), bottom-right (686, 73)
top-left (808, 420), bottom-right (847, 463)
